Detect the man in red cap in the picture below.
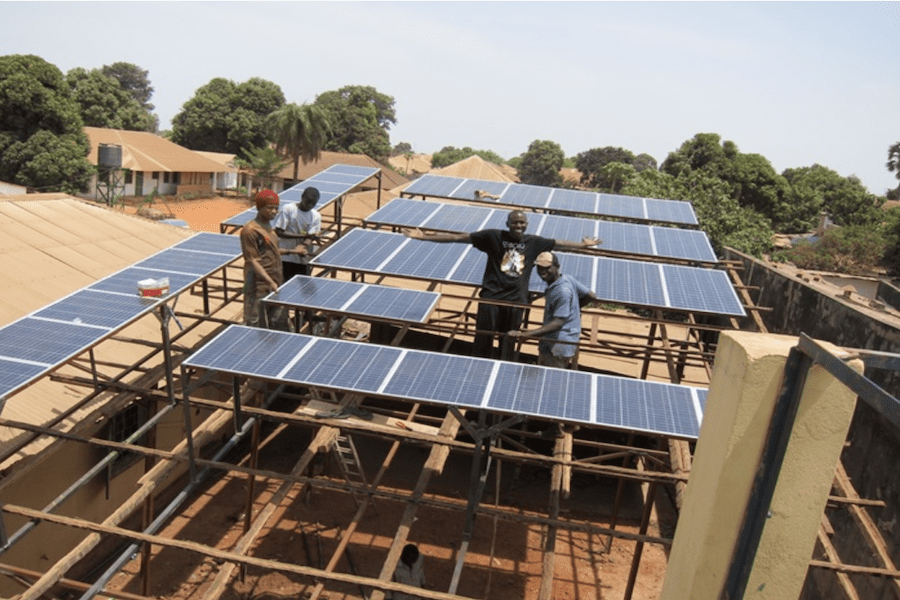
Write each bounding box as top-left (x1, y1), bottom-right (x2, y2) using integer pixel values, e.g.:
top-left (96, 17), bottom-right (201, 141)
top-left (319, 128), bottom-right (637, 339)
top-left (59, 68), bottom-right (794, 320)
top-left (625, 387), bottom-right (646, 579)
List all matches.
top-left (240, 189), bottom-right (306, 330)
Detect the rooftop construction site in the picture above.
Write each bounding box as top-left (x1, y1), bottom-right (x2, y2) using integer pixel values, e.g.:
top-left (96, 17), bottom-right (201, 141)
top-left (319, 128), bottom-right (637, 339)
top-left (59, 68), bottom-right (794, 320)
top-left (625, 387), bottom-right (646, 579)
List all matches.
top-left (2, 161), bottom-right (900, 600)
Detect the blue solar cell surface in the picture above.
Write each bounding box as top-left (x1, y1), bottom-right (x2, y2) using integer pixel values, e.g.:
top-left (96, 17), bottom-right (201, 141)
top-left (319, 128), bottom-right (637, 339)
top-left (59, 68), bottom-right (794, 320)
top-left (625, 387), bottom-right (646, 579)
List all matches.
top-left (135, 248), bottom-right (229, 276)
top-left (0, 358), bottom-right (47, 395)
top-left (0, 232), bottom-right (241, 399)
top-left (366, 198), bottom-right (715, 263)
top-left (382, 352), bottom-right (495, 407)
top-left (267, 276), bottom-right (438, 323)
top-left (282, 337), bottom-right (402, 392)
top-left (185, 325), bottom-right (314, 378)
top-left (171, 232), bottom-right (242, 255)
top-left (403, 175), bottom-right (467, 198)
top-left (34, 290), bottom-right (154, 329)
top-left (185, 325), bottom-right (706, 438)
top-left (403, 175), bottom-right (698, 225)
top-left (313, 229), bottom-right (744, 316)
top-left (0, 318), bottom-right (108, 365)
top-left (222, 164), bottom-right (379, 226)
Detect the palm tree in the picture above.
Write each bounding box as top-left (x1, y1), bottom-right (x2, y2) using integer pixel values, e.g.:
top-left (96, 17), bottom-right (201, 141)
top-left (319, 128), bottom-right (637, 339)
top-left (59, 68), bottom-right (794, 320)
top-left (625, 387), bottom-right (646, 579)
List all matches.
top-left (266, 103), bottom-right (332, 183)
top-left (888, 142), bottom-right (900, 182)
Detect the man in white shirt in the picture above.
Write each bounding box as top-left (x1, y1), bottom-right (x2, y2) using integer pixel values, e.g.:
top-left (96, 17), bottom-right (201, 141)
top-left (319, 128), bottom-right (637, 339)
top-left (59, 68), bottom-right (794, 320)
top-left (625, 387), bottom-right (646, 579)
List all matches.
top-left (274, 186), bottom-right (321, 281)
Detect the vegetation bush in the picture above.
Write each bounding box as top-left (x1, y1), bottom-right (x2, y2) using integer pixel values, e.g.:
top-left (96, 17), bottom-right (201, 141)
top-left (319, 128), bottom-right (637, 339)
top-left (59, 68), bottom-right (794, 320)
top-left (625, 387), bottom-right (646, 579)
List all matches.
top-left (774, 226), bottom-right (887, 276)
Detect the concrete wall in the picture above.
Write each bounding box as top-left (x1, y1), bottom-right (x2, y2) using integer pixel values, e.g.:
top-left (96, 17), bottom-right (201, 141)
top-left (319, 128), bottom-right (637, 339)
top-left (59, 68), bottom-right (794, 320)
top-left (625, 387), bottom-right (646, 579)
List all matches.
top-left (661, 332), bottom-right (858, 599)
top-left (724, 248), bottom-right (900, 598)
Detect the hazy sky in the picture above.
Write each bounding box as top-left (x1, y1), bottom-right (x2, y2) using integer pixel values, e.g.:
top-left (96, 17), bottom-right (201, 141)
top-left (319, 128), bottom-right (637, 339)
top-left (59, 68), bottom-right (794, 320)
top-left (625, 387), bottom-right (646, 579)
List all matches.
top-left (3, 2), bottom-right (899, 194)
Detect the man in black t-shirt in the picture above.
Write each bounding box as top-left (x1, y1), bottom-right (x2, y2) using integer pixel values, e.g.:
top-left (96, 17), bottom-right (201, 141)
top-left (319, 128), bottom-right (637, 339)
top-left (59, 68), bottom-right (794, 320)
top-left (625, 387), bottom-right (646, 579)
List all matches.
top-left (405, 210), bottom-right (600, 359)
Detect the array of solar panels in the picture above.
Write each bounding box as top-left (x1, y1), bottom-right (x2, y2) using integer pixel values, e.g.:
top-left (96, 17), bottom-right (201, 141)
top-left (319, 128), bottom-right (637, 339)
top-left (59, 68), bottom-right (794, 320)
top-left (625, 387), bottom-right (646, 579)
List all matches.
top-left (402, 174), bottom-right (698, 226)
top-left (185, 325), bottom-right (708, 439)
top-left (265, 275), bottom-right (439, 323)
top-left (0, 233), bottom-right (241, 400)
top-left (311, 229), bottom-right (745, 317)
top-left (221, 164), bottom-right (380, 229)
top-left (366, 198), bottom-right (717, 263)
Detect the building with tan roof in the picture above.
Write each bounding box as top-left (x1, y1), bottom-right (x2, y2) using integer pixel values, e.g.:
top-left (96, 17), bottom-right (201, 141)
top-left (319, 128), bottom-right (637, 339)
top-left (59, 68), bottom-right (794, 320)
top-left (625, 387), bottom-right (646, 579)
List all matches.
top-left (83, 127), bottom-right (236, 200)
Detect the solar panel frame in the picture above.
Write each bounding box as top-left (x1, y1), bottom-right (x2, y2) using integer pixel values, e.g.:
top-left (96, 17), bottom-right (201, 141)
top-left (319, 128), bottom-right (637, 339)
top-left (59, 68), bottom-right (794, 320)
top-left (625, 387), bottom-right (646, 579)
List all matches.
top-left (221, 164), bottom-right (380, 228)
top-left (312, 229), bottom-right (745, 316)
top-left (0, 231), bottom-right (241, 400)
top-left (366, 198), bottom-right (716, 263)
top-left (265, 276), bottom-right (439, 323)
top-left (402, 174), bottom-right (698, 226)
top-left (185, 325), bottom-right (707, 439)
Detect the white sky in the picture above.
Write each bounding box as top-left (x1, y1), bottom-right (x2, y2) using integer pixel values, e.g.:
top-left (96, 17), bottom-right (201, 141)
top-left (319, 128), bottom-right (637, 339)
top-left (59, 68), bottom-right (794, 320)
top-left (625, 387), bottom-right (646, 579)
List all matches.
top-left (3, 1), bottom-right (899, 195)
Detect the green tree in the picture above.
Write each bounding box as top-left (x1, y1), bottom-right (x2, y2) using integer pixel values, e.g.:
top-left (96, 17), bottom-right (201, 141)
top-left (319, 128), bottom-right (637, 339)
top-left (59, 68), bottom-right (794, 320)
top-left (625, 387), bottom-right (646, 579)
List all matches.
top-left (100, 61), bottom-right (157, 130)
top-left (313, 85), bottom-right (395, 161)
top-left (235, 145), bottom-right (289, 191)
top-left (783, 164), bottom-right (882, 228)
top-left (518, 140), bottom-right (564, 187)
top-left (887, 141), bottom-right (900, 197)
top-left (575, 147), bottom-right (636, 188)
top-left (171, 77), bottom-right (285, 155)
top-left (622, 169), bottom-right (774, 257)
top-left (266, 102), bottom-right (332, 182)
top-left (431, 146), bottom-right (506, 168)
top-left (391, 141), bottom-right (413, 156)
top-left (777, 226), bottom-right (887, 276)
top-left (0, 54), bottom-right (92, 193)
top-left (66, 67), bottom-right (155, 131)
top-left (660, 133), bottom-right (731, 178)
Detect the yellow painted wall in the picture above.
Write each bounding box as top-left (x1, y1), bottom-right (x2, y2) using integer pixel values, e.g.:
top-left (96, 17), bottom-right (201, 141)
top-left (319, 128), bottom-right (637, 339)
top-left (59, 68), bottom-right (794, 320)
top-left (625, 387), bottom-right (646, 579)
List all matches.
top-left (661, 331), bottom-right (859, 599)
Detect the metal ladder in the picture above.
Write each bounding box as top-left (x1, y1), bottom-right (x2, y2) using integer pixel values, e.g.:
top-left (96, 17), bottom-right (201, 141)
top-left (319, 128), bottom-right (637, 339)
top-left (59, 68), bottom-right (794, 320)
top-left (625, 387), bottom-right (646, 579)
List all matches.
top-left (331, 433), bottom-right (377, 512)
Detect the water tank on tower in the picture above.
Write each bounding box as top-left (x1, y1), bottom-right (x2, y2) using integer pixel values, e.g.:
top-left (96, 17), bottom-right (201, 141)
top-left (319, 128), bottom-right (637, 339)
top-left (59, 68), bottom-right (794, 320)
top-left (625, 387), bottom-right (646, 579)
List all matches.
top-left (98, 144), bottom-right (123, 169)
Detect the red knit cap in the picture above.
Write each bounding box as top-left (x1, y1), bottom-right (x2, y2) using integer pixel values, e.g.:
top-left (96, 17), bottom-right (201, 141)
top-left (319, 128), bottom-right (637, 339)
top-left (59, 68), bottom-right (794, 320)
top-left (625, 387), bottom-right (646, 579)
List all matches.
top-left (255, 189), bottom-right (280, 208)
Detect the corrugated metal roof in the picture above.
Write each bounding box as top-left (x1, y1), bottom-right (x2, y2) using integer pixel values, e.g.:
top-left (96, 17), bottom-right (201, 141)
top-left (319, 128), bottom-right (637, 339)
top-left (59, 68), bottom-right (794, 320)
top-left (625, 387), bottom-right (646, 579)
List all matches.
top-left (431, 155), bottom-right (517, 183)
top-left (276, 151), bottom-right (409, 189)
top-left (84, 126), bottom-right (229, 173)
top-left (0, 195), bottom-right (210, 467)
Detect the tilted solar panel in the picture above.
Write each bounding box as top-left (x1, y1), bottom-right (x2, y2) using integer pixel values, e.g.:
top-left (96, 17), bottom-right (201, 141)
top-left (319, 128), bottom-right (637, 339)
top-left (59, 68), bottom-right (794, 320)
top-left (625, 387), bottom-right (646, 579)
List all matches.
top-left (312, 229), bottom-right (744, 316)
top-left (0, 318), bottom-right (108, 366)
top-left (266, 276), bottom-right (439, 323)
top-left (402, 174), bottom-right (698, 226)
top-left (0, 232), bottom-right (241, 400)
top-left (171, 231), bottom-right (242, 255)
top-left (185, 325), bottom-right (707, 439)
top-left (366, 198), bottom-right (716, 263)
top-left (221, 164), bottom-right (380, 228)
top-left (34, 290), bottom-right (154, 329)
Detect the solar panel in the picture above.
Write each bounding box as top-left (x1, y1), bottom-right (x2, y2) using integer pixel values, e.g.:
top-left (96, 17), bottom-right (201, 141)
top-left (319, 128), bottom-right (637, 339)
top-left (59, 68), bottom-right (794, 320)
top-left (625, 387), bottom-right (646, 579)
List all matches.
top-left (0, 318), bottom-right (108, 366)
top-left (34, 290), bottom-right (153, 329)
top-left (221, 164), bottom-right (380, 229)
top-left (313, 229), bottom-right (744, 316)
top-left (0, 232), bottom-right (241, 400)
top-left (171, 231), bottom-right (242, 255)
top-left (185, 325), bottom-right (707, 439)
top-left (0, 358), bottom-right (46, 398)
top-left (366, 198), bottom-right (716, 263)
top-left (403, 174), bottom-right (698, 226)
top-left (266, 276), bottom-right (439, 323)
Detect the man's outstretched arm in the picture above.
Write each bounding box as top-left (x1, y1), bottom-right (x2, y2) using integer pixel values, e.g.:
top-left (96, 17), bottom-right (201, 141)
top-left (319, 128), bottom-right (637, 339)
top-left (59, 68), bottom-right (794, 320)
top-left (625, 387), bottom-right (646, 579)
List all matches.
top-left (403, 228), bottom-right (472, 243)
top-left (554, 236), bottom-right (602, 251)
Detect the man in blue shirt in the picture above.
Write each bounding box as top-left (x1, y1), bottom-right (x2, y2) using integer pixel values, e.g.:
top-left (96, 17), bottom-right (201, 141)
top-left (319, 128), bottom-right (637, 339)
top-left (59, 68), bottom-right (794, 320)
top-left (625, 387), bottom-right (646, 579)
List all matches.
top-left (405, 210), bottom-right (599, 359)
top-left (509, 251), bottom-right (597, 369)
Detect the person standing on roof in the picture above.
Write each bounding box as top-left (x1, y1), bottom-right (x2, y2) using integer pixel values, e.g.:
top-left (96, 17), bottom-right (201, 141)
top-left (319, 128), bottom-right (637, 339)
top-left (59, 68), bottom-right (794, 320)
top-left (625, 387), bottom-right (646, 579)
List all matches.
top-left (274, 186), bottom-right (321, 281)
top-left (240, 189), bottom-right (305, 330)
top-left (404, 210), bottom-right (600, 359)
top-left (508, 251), bottom-right (598, 369)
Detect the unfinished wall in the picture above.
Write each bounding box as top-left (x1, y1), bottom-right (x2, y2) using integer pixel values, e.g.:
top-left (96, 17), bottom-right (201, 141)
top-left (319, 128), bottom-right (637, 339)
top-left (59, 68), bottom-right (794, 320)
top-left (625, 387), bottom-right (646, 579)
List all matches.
top-left (724, 248), bottom-right (900, 598)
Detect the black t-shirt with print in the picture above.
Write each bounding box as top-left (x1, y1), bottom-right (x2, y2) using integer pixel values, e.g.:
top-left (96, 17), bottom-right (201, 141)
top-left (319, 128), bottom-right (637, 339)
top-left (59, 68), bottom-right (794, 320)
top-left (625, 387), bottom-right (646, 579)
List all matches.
top-left (470, 229), bottom-right (555, 302)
